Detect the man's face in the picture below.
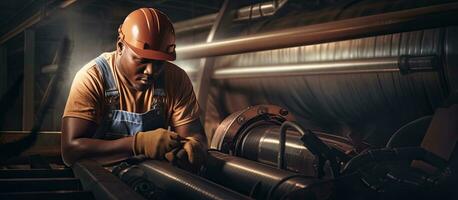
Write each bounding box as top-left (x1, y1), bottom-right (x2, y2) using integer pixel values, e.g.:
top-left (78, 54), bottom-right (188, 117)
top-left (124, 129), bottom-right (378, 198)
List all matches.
top-left (117, 43), bottom-right (164, 91)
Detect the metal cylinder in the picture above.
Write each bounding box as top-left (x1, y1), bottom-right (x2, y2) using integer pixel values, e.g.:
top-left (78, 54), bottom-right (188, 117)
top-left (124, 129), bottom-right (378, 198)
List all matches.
top-left (138, 160), bottom-right (252, 200)
top-left (239, 125), bottom-right (316, 174)
top-left (211, 105), bottom-right (355, 176)
top-left (238, 125), bottom-right (354, 176)
top-left (205, 151), bottom-right (319, 200)
top-left (212, 55), bottom-right (438, 79)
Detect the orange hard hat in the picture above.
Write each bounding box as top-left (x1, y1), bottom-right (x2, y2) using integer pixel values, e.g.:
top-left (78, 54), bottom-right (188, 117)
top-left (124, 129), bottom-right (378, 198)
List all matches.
top-left (118, 8), bottom-right (176, 61)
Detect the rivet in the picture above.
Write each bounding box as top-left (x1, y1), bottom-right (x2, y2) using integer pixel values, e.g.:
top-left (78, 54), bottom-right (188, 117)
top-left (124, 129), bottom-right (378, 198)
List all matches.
top-left (257, 106), bottom-right (267, 115)
top-left (279, 108), bottom-right (289, 116)
top-left (237, 116), bottom-right (245, 124)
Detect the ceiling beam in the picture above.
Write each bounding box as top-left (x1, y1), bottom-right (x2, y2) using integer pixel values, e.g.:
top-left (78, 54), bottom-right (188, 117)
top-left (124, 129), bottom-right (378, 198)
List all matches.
top-left (0, 0), bottom-right (78, 45)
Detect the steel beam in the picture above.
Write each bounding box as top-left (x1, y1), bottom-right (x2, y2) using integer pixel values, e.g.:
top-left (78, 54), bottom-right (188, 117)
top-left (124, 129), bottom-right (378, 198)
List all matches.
top-left (196, 0), bottom-right (237, 124)
top-left (23, 30), bottom-right (35, 131)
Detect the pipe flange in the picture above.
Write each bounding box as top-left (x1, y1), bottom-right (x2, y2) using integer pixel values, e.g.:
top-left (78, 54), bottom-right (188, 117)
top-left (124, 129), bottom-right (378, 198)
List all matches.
top-left (210, 104), bottom-right (294, 153)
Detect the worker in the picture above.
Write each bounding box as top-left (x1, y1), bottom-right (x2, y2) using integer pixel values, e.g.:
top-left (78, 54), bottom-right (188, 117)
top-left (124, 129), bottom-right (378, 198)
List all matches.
top-left (61, 8), bottom-right (207, 171)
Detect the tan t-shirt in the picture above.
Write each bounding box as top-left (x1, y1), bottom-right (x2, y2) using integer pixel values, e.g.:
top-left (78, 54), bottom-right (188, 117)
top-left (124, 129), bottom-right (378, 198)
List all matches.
top-left (63, 52), bottom-right (200, 128)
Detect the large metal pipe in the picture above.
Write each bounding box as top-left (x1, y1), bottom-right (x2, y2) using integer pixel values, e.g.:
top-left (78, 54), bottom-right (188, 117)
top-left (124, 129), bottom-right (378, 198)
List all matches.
top-left (175, 14), bottom-right (217, 33)
top-left (138, 160), bottom-right (252, 200)
top-left (205, 151), bottom-right (321, 200)
top-left (72, 160), bottom-right (145, 200)
top-left (212, 55), bottom-right (438, 79)
top-left (176, 2), bottom-right (458, 60)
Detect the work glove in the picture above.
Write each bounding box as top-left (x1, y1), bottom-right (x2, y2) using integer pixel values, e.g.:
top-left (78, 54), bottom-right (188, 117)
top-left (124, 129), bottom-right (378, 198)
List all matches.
top-left (133, 128), bottom-right (181, 159)
top-left (165, 137), bottom-right (207, 172)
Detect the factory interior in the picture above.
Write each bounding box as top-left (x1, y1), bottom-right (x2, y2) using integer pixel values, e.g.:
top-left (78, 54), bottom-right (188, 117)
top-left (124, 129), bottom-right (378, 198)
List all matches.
top-left (0, 0), bottom-right (457, 199)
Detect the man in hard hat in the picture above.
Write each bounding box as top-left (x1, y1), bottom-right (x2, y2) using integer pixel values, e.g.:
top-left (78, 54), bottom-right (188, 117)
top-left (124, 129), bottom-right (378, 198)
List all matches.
top-left (61, 8), bottom-right (206, 171)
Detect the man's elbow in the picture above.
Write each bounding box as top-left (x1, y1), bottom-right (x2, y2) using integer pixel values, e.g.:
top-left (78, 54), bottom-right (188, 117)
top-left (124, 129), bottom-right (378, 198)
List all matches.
top-left (61, 147), bottom-right (75, 167)
top-left (61, 140), bottom-right (83, 167)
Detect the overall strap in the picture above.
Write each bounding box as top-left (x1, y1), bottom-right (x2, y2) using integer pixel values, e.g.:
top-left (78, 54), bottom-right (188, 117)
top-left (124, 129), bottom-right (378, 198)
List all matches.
top-left (94, 56), bottom-right (119, 110)
top-left (150, 69), bottom-right (166, 123)
top-left (153, 69), bottom-right (166, 97)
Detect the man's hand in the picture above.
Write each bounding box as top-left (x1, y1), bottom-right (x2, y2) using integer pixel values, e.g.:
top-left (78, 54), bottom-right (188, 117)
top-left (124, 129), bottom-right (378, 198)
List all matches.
top-left (183, 137), bottom-right (207, 167)
top-left (133, 128), bottom-right (181, 159)
top-left (165, 137), bottom-right (207, 172)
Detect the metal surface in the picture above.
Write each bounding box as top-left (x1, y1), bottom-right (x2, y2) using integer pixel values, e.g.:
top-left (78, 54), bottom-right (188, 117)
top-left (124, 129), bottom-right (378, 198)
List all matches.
top-left (176, 2), bottom-right (458, 60)
top-left (213, 55), bottom-right (437, 79)
top-left (240, 125), bottom-right (316, 174)
top-left (138, 160), bottom-right (252, 200)
top-left (72, 160), bottom-right (145, 200)
top-left (239, 125), bottom-right (354, 176)
top-left (211, 105), bottom-right (294, 153)
top-left (174, 0), bottom-right (288, 33)
top-left (278, 122), bottom-right (298, 170)
top-left (279, 121), bottom-right (342, 178)
top-left (205, 151), bottom-right (319, 200)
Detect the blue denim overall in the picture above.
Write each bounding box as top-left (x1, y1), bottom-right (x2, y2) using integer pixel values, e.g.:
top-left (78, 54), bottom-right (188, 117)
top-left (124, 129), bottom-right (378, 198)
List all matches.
top-left (93, 56), bottom-right (166, 139)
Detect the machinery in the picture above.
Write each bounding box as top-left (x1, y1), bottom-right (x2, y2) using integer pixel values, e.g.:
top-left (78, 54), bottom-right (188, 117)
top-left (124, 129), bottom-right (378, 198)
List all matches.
top-left (107, 105), bottom-right (456, 200)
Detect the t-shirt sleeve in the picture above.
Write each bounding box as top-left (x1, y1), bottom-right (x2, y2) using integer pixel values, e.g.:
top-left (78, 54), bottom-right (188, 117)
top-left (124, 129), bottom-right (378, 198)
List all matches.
top-left (170, 69), bottom-right (201, 127)
top-left (62, 65), bottom-right (104, 124)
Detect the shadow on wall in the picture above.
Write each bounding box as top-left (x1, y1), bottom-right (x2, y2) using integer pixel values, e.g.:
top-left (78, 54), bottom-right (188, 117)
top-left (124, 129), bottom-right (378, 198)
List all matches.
top-left (50, 10), bottom-right (123, 131)
top-left (0, 37), bottom-right (71, 161)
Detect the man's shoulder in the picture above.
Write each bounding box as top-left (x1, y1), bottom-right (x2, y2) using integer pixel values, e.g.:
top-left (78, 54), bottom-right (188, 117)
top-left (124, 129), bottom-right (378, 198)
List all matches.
top-left (75, 52), bottom-right (115, 81)
top-left (163, 62), bottom-right (195, 96)
top-left (164, 62), bottom-right (187, 75)
top-left (163, 62), bottom-right (192, 83)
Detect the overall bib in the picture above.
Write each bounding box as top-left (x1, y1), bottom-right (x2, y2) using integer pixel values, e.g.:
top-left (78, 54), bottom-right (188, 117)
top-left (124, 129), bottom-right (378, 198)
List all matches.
top-left (93, 56), bottom-right (166, 139)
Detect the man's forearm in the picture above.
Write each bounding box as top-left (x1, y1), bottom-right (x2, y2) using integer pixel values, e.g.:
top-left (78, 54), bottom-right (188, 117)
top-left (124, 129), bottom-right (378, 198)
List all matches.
top-left (62, 136), bottom-right (134, 166)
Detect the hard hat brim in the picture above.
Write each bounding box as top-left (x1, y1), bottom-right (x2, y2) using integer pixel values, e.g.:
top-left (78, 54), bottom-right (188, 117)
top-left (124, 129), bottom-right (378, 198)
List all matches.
top-left (125, 41), bottom-right (176, 61)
